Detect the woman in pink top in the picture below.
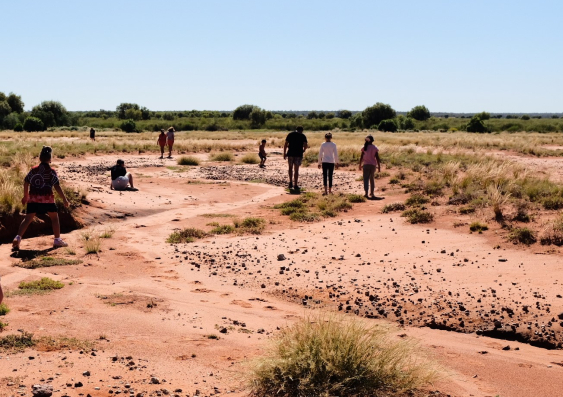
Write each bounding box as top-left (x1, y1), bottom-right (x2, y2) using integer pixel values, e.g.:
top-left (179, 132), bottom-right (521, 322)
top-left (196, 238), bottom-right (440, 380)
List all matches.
top-left (358, 135), bottom-right (381, 198)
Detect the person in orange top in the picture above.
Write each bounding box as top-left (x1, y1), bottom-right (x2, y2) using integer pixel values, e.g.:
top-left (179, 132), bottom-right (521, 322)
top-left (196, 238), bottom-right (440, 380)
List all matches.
top-left (157, 129), bottom-right (167, 159)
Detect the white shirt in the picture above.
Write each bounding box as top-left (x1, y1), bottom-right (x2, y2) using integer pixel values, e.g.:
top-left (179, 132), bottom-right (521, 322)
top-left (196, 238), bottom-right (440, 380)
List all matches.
top-left (318, 141), bottom-right (339, 164)
top-left (166, 131), bottom-right (175, 140)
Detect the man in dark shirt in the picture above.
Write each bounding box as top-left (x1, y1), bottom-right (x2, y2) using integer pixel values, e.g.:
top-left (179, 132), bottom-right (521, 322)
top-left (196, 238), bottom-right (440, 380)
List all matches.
top-left (110, 159), bottom-right (136, 190)
top-left (283, 126), bottom-right (308, 190)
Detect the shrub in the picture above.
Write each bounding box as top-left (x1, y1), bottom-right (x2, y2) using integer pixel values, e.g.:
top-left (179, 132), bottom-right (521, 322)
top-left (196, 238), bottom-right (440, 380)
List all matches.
top-left (116, 103), bottom-right (140, 119)
top-left (23, 117), bottom-right (45, 132)
top-left (15, 256), bottom-right (82, 269)
top-left (469, 222), bottom-right (488, 233)
top-left (347, 194), bottom-right (366, 203)
top-left (362, 102), bottom-right (396, 129)
top-left (542, 196), bottom-right (563, 210)
top-left (407, 105), bottom-right (431, 121)
top-left (241, 154), bottom-right (260, 164)
top-left (211, 152), bottom-right (234, 162)
top-left (382, 202), bottom-right (406, 213)
top-left (7, 93), bottom-right (24, 113)
top-left (540, 218), bottom-right (563, 246)
top-left (0, 303), bottom-right (10, 316)
top-left (337, 110), bottom-right (352, 119)
top-left (210, 225), bottom-right (235, 235)
top-left (466, 116), bottom-right (486, 133)
top-left (405, 193), bottom-right (429, 206)
top-left (248, 313), bottom-right (437, 397)
top-left (167, 228), bottom-right (208, 243)
top-left (81, 230), bottom-right (101, 254)
top-left (13, 123), bottom-right (23, 132)
top-left (120, 119), bottom-right (137, 133)
top-left (177, 156), bottom-right (200, 166)
top-left (459, 205), bottom-right (475, 214)
top-left (508, 227), bottom-right (537, 245)
top-left (30, 101), bottom-right (69, 127)
top-left (19, 277), bottom-right (64, 291)
top-left (401, 208), bottom-right (434, 224)
top-left (233, 104), bottom-right (256, 120)
top-left (474, 111), bottom-right (491, 120)
top-left (378, 119), bottom-right (398, 132)
top-left (290, 212), bottom-right (321, 222)
top-left (235, 217), bottom-right (266, 234)
top-left (521, 115), bottom-right (530, 120)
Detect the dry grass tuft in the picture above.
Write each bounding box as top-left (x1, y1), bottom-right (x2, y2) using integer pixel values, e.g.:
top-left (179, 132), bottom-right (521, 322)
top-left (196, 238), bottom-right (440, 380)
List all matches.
top-left (167, 228), bottom-right (208, 243)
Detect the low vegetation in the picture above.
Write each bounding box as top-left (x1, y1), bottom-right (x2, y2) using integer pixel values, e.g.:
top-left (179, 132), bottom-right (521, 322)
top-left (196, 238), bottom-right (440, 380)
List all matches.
top-left (0, 303), bottom-right (10, 316)
top-left (469, 222), bottom-right (489, 233)
top-left (211, 152), bottom-right (234, 162)
top-left (167, 228), bottom-right (208, 243)
top-left (241, 153), bottom-right (260, 164)
top-left (81, 230), bottom-right (101, 254)
top-left (508, 227), bottom-right (537, 245)
top-left (401, 208), bottom-right (434, 224)
top-left (0, 332), bottom-right (35, 351)
top-left (382, 202), bottom-right (406, 213)
top-left (275, 192), bottom-right (357, 222)
top-left (18, 277), bottom-right (64, 293)
top-left (15, 256), bottom-right (82, 269)
top-left (248, 313), bottom-right (437, 397)
top-left (234, 217), bottom-right (266, 234)
top-left (177, 156), bottom-right (200, 166)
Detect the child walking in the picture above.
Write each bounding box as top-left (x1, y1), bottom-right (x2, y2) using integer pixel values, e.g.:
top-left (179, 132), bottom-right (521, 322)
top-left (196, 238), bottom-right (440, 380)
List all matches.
top-left (12, 146), bottom-right (70, 250)
top-left (259, 139), bottom-right (267, 168)
top-left (157, 129), bottom-right (167, 159)
top-left (318, 133), bottom-right (339, 195)
top-left (358, 135), bottom-right (381, 198)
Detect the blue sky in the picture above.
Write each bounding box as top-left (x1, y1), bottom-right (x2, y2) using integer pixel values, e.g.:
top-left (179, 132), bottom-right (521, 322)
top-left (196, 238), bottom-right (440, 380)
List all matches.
top-left (2, 0), bottom-right (562, 112)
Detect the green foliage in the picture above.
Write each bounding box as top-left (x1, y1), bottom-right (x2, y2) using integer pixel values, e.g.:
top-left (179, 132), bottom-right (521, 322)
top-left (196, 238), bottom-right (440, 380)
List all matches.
top-left (0, 332), bottom-right (35, 351)
top-left (307, 111), bottom-right (319, 119)
top-left (466, 116), bottom-right (486, 133)
top-left (15, 256), bottom-right (82, 269)
top-left (405, 193), bottom-right (429, 206)
top-left (475, 111), bottom-right (491, 120)
top-left (19, 277), bottom-right (64, 291)
top-left (337, 110), bottom-right (352, 119)
top-left (210, 224), bottom-right (235, 234)
top-left (521, 115), bottom-right (530, 120)
top-left (248, 313), bottom-right (437, 397)
top-left (0, 101), bottom-right (11, 123)
top-left (124, 107), bottom-right (142, 120)
top-left (250, 108), bottom-right (267, 128)
top-left (211, 152), bottom-right (234, 161)
top-left (23, 117), bottom-right (45, 132)
top-left (382, 202), bottom-right (406, 213)
top-left (234, 217), bottom-right (266, 234)
top-left (177, 156), bottom-right (200, 166)
top-left (233, 104), bottom-right (257, 120)
top-left (362, 102), bottom-right (396, 129)
top-left (397, 115), bottom-right (415, 130)
top-left (167, 228), bottom-right (207, 243)
top-left (31, 101), bottom-right (69, 128)
top-left (401, 208), bottom-right (434, 223)
top-left (0, 303), bottom-right (10, 316)
top-left (241, 153), bottom-right (260, 164)
top-left (116, 103), bottom-right (140, 119)
top-left (7, 93), bottom-right (24, 113)
top-left (508, 227), bottom-right (537, 245)
top-left (378, 119), bottom-right (398, 132)
top-left (469, 222), bottom-right (488, 232)
top-left (120, 119), bottom-right (137, 133)
top-left (407, 105), bottom-right (431, 121)
top-left (347, 194), bottom-right (367, 203)
top-left (3, 112), bottom-right (22, 129)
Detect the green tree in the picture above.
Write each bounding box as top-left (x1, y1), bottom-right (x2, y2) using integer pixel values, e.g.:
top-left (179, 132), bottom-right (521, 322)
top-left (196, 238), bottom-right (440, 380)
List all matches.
top-left (233, 104), bottom-right (256, 120)
top-left (140, 106), bottom-right (151, 120)
top-left (350, 113), bottom-right (364, 128)
top-left (325, 113), bottom-right (335, 119)
top-left (31, 101), bottom-right (69, 128)
top-left (23, 117), bottom-right (45, 131)
top-left (337, 110), bottom-right (352, 119)
top-left (124, 108), bottom-right (142, 120)
top-left (14, 123), bottom-right (23, 132)
top-left (7, 93), bottom-right (24, 113)
top-left (362, 103), bottom-right (396, 129)
top-left (0, 92), bottom-right (5, 102)
top-left (116, 103), bottom-right (140, 119)
top-left (378, 119), bottom-right (398, 132)
top-left (3, 112), bottom-right (22, 129)
top-left (407, 105), bottom-right (431, 121)
top-left (307, 111), bottom-right (318, 119)
top-left (120, 119), bottom-right (137, 133)
top-left (474, 111), bottom-right (491, 120)
top-left (466, 116), bottom-right (486, 133)
top-left (0, 101), bottom-right (11, 125)
top-left (318, 112), bottom-right (326, 119)
top-left (521, 115), bottom-right (530, 120)
top-left (250, 109), bottom-right (267, 128)
top-left (396, 115), bottom-right (415, 130)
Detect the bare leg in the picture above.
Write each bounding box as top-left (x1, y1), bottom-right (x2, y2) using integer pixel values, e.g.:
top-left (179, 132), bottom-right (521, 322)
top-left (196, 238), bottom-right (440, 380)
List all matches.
top-left (160, 146), bottom-right (164, 158)
top-left (168, 144), bottom-right (173, 158)
top-left (288, 163), bottom-right (294, 185)
top-left (128, 174), bottom-right (135, 189)
top-left (294, 165), bottom-right (300, 187)
top-left (17, 213), bottom-right (36, 238)
top-left (47, 212), bottom-right (61, 239)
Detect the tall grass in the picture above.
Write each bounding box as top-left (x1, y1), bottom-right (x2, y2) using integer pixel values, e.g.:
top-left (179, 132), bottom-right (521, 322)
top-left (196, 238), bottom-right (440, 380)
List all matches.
top-left (248, 313), bottom-right (438, 397)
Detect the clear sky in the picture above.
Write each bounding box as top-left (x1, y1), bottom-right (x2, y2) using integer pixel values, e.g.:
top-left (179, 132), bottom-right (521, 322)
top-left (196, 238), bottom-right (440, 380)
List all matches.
top-left (2, 0), bottom-right (562, 112)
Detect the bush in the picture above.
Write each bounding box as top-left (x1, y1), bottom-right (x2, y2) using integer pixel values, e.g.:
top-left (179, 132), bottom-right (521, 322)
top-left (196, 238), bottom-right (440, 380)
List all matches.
top-left (521, 115), bottom-right (530, 120)
top-left (337, 110), bottom-right (352, 119)
top-left (407, 105), bottom-right (431, 121)
top-left (378, 119), bottom-right (398, 132)
top-left (233, 104), bottom-right (256, 120)
top-left (210, 225), bottom-right (235, 235)
top-left (211, 152), bottom-right (234, 162)
top-left (405, 193), bottom-right (429, 206)
top-left (401, 208), bottom-right (434, 224)
top-left (167, 228), bottom-right (207, 243)
top-left (7, 93), bottom-right (24, 113)
top-left (23, 117), bottom-right (45, 132)
top-left (347, 194), bottom-right (366, 203)
top-left (31, 101), bottom-right (69, 128)
top-left (382, 202), bottom-right (406, 213)
top-left (120, 119), bottom-right (137, 133)
top-left (466, 116), bottom-right (486, 133)
top-left (177, 156), bottom-right (200, 166)
top-left (250, 109), bottom-right (267, 128)
top-left (248, 313), bottom-right (437, 397)
top-left (469, 222), bottom-right (488, 233)
top-left (0, 303), bottom-right (10, 316)
top-left (116, 103), bottom-right (140, 119)
top-left (234, 217), bottom-right (266, 234)
top-left (362, 102), bottom-right (396, 129)
top-left (241, 154), bottom-right (260, 164)
top-left (474, 111), bottom-right (491, 120)
top-left (13, 123), bottom-right (23, 132)
top-left (19, 277), bottom-right (64, 291)
top-left (508, 227), bottom-right (537, 245)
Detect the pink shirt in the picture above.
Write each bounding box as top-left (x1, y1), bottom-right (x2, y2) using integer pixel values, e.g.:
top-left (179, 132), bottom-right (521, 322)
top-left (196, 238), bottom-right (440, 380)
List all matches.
top-left (361, 145), bottom-right (378, 166)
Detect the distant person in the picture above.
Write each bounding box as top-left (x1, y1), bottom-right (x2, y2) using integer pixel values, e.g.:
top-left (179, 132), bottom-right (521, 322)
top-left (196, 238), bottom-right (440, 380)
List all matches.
top-left (12, 146), bottom-right (70, 250)
top-left (283, 126), bottom-right (308, 190)
top-left (158, 129), bottom-right (167, 159)
top-left (318, 133), bottom-right (339, 195)
top-left (110, 159), bottom-right (137, 191)
top-left (166, 127), bottom-right (175, 158)
top-left (259, 139), bottom-right (267, 168)
top-left (358, 135), bottom-right (381, 198)
top-left (89, 127), bottom-right (96, 141)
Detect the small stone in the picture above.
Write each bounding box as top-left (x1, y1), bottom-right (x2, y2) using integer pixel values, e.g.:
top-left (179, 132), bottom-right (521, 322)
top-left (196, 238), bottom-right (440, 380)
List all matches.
top-left (32, 384), bottom-right (53, 397)
top-left (150, 377), bottom-right (160, 385)
top-left (277, 254), bottom-right (285, 261)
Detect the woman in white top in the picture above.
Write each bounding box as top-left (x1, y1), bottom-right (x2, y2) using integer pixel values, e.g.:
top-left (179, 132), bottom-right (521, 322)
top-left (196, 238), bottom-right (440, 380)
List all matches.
top-left (318, 133), bottom-right (339, 195)
top-left (166, 127), bottom-right (175, 158)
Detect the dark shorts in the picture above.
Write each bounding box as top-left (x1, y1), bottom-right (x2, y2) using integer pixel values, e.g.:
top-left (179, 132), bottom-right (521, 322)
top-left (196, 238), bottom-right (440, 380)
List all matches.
top-left (287, 156), bottom-right (302, 167)
top-left (259, 153), bottom-right (267, 160)
top-left (27, 202), bottom-right (58, 214)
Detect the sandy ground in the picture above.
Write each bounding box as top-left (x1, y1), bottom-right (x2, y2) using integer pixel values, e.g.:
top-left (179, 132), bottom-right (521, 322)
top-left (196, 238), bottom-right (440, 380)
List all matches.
top-left (1, 152), bottom-right (563, 397)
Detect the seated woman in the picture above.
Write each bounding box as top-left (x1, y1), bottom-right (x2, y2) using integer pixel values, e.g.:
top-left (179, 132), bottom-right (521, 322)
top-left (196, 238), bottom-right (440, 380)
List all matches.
top-left (110, 159), bottom-right (136, 191)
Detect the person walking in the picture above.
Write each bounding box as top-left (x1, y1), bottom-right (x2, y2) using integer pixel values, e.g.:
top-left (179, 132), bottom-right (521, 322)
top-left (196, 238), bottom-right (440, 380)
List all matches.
top-left (358, 135), bottom-right (381, 198)
top-left (318, 133), bottom-right (338, 195)
top-left (283, 126), bottom-right (308, 190)
top-left (89, 127), bottom-right (96, 141)
top-left (166, 127), bottom-right (175, 158)
top-left (157, 129), bottom-right (167, 159)
top-left (12, 146), bottom-right (70, 250)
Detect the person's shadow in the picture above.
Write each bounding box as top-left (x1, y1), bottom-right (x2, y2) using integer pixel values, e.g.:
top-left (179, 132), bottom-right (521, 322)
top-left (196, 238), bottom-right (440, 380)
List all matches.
top-left (10, 247), bottom-right (57, 261)
top-left (369, 196), bottom-right (385, 201)
top-left (287, 188), bottom-right (303, 195)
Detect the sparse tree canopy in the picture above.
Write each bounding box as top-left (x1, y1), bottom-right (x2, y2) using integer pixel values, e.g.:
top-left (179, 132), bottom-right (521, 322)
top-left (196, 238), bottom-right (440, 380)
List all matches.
top-left (362, 103), bottom-right (396, 129)
top-left (140, 106), bottom-right (151, 120)
top-left (521, 114), bottom-right (530, 120)
top-left (120, 119), bottom-right (137, 133)
top-left (0, 101), bottom-right (11, 121)
top-left (23, 116), bottom-right (45, 132)
top-left (31, 101), bottom-right (69, 128)
top-left (307, 111), bottom-right (318, 119)
top-left (233, 104), bottom-right (257, 120)
top-left (378, 119), bottom-right (398, 132)
top-left (116, 103), bottom-right (140, 119)
top-left (474, 111), bottom-right (491, 120)
top-left (407, 105), bottom-right (430, 121)
top-left (250, 108), bottom-right (267, 128)
top-left (337, 110), bottom-right (352, 119)
top-left (466, 115), bottom-right (486, 133)
top-left (7, 93), bottom-right (24, 113)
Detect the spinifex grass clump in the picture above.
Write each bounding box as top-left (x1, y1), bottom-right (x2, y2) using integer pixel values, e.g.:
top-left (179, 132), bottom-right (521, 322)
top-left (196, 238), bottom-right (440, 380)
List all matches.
top-left (234, 217), bottom-right (266, 234)
top-left (382, 202), bottom-right (406, 213)
top-left (347, 194), bottom-right (367, 203)
top-left (508, 227), bottom-right (537, 245)
top-left (248, 313), bottom-right (437, 397)
top-left (210, 224), bottom-right (235, 235)
top-left (167, 228), bottom-right (208, 243)
top-left (0, 332), bottom-right (35, 351)
top-left (211, 152), bottom-right (234, 162)
top-left (401, 208), bottom-right (434, 224)
top-left (177, 156), bottom-right (200, 166)
top-left (241, 153), bottom-right (260, 164)
top-left (275, 193), bottom-right (355, 222)
top-left (18, 278), bottom-right (64, 292)
top-left (469, 222), bottom-right (489, 233)
top-left (405, 193), bottom-right (429, 207)
top-left (15, 256), bottom-right (82, 269)
top-left (0, 303), bottom-right (10, 316)
top-left (81, 230), bottom-right (101, 254)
